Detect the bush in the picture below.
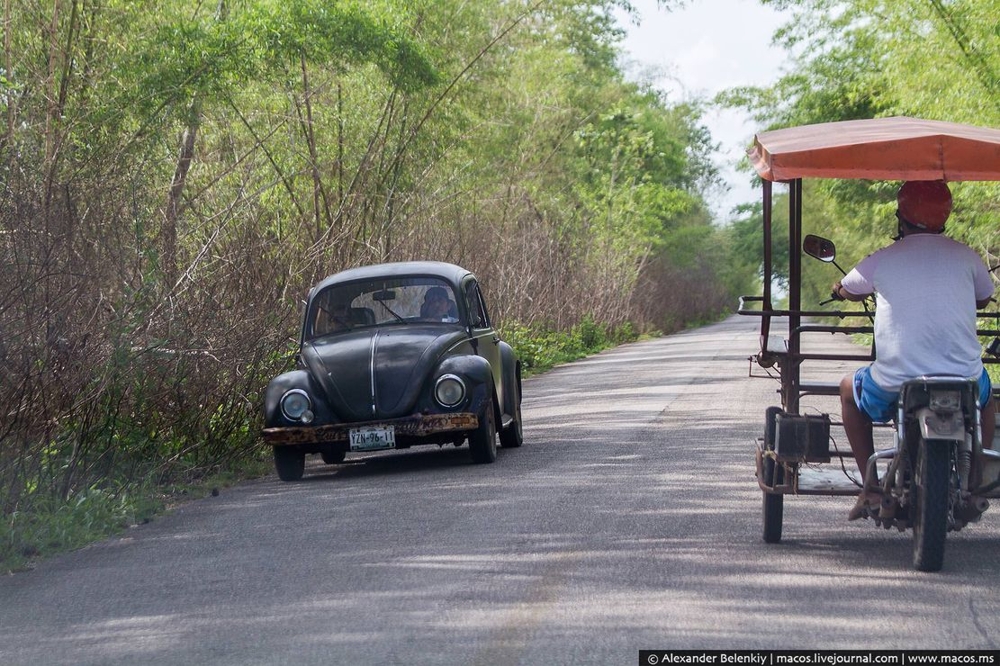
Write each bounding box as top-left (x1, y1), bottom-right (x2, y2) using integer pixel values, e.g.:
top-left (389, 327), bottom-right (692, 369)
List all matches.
top-left (499, 316), bottom-right (640, 376)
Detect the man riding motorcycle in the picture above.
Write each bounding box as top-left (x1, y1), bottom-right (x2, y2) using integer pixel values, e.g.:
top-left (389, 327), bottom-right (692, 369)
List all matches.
top-left (831, 180), bottom-right (996, 520)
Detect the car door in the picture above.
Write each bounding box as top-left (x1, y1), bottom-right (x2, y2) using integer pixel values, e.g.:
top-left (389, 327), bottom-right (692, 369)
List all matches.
top-left (463, 278), bottom-right (503, 409)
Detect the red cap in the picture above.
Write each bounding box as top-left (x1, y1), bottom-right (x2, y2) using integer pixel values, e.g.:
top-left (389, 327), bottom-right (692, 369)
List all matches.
top-left (897, 180), bottom-right (952, 231)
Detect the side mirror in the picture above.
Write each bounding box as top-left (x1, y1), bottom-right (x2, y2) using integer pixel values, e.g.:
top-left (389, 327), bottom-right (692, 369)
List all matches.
top-left (803, 234), bottom-right (836, 263)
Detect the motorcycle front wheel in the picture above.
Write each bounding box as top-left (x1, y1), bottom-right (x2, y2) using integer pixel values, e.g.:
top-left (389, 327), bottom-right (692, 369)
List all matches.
top-left (912, 439), bottom-right (951, 572)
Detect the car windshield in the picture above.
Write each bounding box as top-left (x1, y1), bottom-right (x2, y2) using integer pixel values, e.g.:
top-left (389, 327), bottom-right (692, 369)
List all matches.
top-left (305, 276), bottom-right (461, 339)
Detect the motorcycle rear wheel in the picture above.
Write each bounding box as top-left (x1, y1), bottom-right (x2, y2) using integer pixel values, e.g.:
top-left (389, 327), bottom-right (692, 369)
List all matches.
top-left (912, 439), bottom-right (950, 572)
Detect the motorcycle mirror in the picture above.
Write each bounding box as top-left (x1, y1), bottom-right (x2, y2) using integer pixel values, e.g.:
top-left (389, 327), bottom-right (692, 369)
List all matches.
top-left (803, 235), bottom-right (836, 263)
top-left (803, 234), bottom-right (849, 276)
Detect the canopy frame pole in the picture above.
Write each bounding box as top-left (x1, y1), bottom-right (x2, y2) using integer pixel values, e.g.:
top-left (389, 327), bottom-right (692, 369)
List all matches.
top-left (785, 178), bottom-right (803, 414)
top-left (760, 180), bottom-right (774, 352)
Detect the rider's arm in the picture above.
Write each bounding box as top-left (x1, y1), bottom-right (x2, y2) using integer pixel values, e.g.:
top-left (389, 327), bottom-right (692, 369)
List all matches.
top-left (973, 255), bottom-right (994, 310)
top-left (836, 259), bottom-right (877, 303)
top-left (833, 281), bottom-right (868, 302)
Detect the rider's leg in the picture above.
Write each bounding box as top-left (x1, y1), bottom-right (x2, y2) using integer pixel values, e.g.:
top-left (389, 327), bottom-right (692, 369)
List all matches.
top-left (841, 374), bottom-right (880, 520)
top-left (971, 371), bottom-right (995, 489)
top-left (972, 396), bottom-right (995, 489)
top-left (840, 375), bottom-right (874, 479)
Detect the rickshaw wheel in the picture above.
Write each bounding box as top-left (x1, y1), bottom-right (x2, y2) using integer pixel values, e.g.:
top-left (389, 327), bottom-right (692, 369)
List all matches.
top-left (762, 406), bottom-right (784, 543)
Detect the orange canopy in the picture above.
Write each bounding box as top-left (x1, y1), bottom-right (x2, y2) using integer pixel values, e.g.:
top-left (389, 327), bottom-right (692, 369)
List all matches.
top-left (748, 116), bottom-right (1000, 182)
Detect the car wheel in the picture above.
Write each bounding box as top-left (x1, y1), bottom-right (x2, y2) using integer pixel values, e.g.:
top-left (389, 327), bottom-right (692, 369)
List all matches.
top-left (273, 446), bottom-right (305, 481)
top-left (499, 381), bottom-right (523, 448)
top-left (469, 400), bottom-right (497, 464)
top-left (321, 449), bottom-right (347, 465)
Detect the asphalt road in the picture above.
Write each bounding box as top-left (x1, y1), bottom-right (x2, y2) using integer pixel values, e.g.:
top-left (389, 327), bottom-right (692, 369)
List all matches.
top-left (2, 315), bottom-right (999, 665)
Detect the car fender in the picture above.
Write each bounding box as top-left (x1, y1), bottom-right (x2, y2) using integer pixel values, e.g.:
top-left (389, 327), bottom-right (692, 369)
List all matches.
top-left (435, 354), bottom-right (498, 421)
top-left (436, 353), bottom-right (493, 389)
top-left (498, 341), bottom-right (521, 419)
top-left (264, 370), bottom-right (328, 427)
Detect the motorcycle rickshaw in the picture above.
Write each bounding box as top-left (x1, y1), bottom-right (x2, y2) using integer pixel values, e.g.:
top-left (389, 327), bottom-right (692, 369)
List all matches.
top-left (738, 116), bottom-right (1000, 571)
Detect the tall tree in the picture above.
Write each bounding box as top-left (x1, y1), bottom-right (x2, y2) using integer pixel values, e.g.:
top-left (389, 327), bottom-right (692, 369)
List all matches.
top-left (722, 0), bottom-right (1000, 300)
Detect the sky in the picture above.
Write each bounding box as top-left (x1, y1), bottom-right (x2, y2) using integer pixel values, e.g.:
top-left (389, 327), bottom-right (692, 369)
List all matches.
top-left (616, 0), bottom-right (790, 219)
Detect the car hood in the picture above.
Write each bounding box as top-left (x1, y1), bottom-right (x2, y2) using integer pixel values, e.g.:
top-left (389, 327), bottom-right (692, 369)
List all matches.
top-left (300, 326), bottom-right (467, 421)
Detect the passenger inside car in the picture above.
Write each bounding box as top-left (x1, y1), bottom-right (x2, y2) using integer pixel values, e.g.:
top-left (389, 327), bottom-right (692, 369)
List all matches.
top-left (320, 301), bottom-right (354, 333)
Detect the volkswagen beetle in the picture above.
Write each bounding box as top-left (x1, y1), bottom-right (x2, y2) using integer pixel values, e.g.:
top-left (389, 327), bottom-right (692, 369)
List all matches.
top-left (262, 261), bottom-right (523, 481)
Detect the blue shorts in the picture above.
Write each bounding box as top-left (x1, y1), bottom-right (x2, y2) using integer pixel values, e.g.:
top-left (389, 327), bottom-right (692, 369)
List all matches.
top-left (853, 366), bottom-right (993, 423)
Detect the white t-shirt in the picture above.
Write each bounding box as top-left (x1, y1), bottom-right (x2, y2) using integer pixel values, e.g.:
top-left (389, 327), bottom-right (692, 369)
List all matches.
top-left (840, 233), bottom-right (994, 392)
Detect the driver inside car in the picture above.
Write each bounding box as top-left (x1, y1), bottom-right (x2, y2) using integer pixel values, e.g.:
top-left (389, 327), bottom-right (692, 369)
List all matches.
top-left (831, 180), bottom-right (996, 520)
top-left (420, 286), bottom-right (458, 322)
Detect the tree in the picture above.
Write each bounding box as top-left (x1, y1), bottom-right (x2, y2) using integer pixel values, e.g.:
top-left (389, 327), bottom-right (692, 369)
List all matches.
top-left (0, 0), bottom-right (743, 537)
top-left (721, 0), bottom-right (1000, 304)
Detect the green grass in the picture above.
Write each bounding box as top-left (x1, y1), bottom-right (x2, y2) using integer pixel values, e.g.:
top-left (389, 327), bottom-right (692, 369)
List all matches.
top-left (1, 486), bottom-right (164, 571)
top-left (0, 463), bottom-right (268, 574)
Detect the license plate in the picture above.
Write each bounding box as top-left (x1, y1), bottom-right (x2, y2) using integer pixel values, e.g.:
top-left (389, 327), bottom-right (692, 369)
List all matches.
top-left (349, 426), bottom-right (396, 451)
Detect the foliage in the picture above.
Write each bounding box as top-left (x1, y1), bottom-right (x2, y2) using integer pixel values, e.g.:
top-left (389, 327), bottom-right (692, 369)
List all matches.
top-left (0, 486), bottom-right (159, 573)
top-left (726, 196), bottom-right (791, 294)
top-left (499, 316), bottom-right (641, 376)
top-left (720, 0), bottom-right (999, 317)
top-left (0, 468), bottom-right (263, 574)
top-left (0, 0), bottom-right (752, 570)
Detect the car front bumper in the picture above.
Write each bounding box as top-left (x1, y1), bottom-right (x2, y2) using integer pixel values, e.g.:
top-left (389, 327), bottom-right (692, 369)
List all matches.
top-left (262, 412), bottom-right (479, 445)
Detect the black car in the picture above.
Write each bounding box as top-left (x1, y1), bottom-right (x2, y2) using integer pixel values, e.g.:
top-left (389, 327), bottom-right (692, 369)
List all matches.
top-left (262, 261), bottom-right (523, 480)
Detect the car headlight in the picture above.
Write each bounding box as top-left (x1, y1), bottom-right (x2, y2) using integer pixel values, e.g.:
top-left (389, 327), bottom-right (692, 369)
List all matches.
top-left (434, 374), bottom-right (466, 408)
top-left (280, 389), bottom-right (313, 423)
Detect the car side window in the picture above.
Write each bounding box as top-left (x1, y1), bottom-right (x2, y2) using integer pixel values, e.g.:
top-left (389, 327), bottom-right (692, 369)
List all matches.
top-left (465, 282), bottom-right (490, 329)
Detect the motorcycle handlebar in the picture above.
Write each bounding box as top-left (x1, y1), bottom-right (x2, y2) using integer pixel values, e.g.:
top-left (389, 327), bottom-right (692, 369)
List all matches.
top-left (820, 288), bottom-right (845, 306)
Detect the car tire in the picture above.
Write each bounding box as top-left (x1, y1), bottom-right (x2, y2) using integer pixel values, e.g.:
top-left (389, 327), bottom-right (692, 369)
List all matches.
top-left (321, 449), bottom-right (347, 465)
top-left (469, 400), bottom-right (497, 464)
top-left (499, 381), bottom-right (523, 449)
top-left (273, 446), bottom-right (305, 481)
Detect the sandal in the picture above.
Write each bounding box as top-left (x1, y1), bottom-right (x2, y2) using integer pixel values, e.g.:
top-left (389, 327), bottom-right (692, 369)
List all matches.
top-left (848, 490), bottom-right (882, 521)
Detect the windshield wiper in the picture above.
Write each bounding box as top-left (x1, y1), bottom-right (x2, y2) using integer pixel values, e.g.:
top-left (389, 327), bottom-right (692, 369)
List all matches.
top-left (377, 300), bottom-right (406, 323)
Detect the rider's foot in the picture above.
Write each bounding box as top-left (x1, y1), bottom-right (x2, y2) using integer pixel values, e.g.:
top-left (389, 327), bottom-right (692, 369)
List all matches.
top-left (848, 490), bottom-right (881, 521)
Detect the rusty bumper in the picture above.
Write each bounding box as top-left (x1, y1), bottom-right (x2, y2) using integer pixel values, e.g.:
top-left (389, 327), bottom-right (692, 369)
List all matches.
top-left (262, 412), bottom-right (479, 446)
